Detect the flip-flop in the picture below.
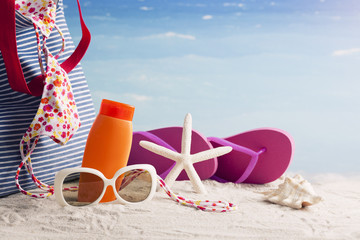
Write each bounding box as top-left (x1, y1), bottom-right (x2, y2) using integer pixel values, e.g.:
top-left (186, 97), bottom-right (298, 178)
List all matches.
top-left (208, 128), bottom-right (294, 184)
top-left (128, 127), bottom-right (218, 180)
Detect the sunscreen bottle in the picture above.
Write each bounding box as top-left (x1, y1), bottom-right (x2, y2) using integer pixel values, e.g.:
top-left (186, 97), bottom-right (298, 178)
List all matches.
top-left (79, 99), bottom-right (135, 203)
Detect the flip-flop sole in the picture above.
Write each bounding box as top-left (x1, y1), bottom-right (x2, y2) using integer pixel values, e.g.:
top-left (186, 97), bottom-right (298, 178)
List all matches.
top-left (209, 128), bottom-right (294, 184)
top-left (128, 127), bottom-right (218, 180)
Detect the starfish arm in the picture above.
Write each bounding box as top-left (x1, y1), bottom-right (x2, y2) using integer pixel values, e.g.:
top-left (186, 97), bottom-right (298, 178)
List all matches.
top-left (184, 163), bottom-right (207, 194)
top-left (191, 146), bottom-right (232, 164)
top-left (139, 141), bottom-right (181, 162)
top-left (181, 113), bottom-right (192, 155)
top-left (164, 162), bottom-right (184, 188)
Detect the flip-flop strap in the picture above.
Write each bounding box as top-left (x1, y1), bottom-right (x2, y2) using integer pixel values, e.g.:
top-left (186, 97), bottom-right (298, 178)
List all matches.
top-left (134, 131), bottom-right (177, 178)
top-left (208, 137), bottom-right (266, 183)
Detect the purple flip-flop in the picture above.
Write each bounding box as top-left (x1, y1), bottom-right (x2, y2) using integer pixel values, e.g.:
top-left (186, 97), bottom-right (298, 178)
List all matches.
top-left (208, 128), bottom-right (294, 184)
top-left (128, 127), bottom-right (218, 180)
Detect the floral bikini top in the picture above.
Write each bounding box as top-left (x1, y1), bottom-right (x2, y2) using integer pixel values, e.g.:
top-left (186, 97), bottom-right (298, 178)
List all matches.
top-left (15, 0), bottom-right (80, 198)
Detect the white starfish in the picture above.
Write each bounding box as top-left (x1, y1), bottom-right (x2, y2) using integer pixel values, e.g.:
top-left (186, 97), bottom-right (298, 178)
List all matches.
top-left (139, 113), bottom-right (232, 194)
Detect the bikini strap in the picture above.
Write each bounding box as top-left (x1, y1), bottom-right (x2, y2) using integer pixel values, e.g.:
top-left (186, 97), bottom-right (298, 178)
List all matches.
top-left (0, 0), bottom-right (91, 96)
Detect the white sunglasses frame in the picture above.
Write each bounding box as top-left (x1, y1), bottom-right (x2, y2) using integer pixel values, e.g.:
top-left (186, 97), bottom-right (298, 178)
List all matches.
top-left (54, 164), bottom-right (157, 207)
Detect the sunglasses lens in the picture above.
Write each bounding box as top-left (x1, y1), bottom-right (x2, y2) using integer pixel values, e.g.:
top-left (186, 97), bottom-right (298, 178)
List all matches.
top-left (116, 169), bottom-right (152, 203)
top-left (62, 172), bottom-right (104, 207)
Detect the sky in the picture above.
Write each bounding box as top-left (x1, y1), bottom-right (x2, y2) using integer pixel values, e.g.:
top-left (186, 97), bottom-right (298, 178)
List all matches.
top-left (62, 0), bottom-right (360, 174)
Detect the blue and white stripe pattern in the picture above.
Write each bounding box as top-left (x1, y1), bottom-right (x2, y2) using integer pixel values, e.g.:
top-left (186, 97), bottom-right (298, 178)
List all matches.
top-left (0, 0), bottom-right (95, 197)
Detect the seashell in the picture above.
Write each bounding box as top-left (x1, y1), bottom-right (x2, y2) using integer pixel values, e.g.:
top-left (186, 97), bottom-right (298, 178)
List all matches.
top-left (262, 174), bottom-right (323, 209)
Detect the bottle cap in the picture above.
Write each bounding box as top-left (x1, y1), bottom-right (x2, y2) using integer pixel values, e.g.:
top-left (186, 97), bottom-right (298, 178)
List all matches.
top-left (99, 99), bottom-right (135, 121)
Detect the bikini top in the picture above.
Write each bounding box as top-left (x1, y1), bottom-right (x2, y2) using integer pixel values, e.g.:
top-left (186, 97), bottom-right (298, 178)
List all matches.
top-left (14, 0), bottom-right (80, 198)
top-left (16, 0), bottom-right (80, 153)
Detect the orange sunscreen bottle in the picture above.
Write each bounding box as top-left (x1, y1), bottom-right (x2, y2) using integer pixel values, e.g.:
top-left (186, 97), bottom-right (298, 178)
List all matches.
top-left (78, 99), bottom-right (135, 203)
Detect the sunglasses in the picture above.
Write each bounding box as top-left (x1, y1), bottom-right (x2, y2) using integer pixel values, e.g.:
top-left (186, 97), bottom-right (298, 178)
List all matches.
top-left (54, 164), bottom-right (157, 207)
top-left (54, 164), bottom-right (237, 212)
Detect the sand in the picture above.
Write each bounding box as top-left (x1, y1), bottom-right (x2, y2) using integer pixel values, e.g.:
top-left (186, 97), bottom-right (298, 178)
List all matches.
top-left (1, 173), bottom-right (359, 240)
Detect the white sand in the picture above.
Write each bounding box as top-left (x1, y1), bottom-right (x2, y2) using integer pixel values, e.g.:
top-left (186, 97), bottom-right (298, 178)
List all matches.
top-left (1, 173), bottom-right (359, 240)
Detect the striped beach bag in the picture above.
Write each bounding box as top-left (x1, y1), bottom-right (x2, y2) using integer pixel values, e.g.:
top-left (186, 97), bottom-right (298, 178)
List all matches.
top-left (0, 0), bottom-right (95, 197)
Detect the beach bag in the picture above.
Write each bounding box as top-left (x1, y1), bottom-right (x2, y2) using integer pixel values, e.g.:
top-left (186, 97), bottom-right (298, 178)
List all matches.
top-left (0, 0), bottom-right (96, 197)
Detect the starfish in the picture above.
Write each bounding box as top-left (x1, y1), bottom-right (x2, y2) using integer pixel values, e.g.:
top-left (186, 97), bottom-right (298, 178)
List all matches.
top-left (139, 113), bottom-right (232, 194)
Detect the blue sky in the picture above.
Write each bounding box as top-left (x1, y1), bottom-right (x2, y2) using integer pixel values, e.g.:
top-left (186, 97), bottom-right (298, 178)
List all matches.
top-left (63, 0), bottom-right (360, 174)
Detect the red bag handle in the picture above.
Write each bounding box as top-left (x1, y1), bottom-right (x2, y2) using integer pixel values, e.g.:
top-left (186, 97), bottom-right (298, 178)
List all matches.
top-left (0, 0), bottom-right (91, 97)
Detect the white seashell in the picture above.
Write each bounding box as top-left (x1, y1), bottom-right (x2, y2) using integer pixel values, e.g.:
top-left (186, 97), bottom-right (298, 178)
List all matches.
top-left (262, 174), bottom-right (323, 209)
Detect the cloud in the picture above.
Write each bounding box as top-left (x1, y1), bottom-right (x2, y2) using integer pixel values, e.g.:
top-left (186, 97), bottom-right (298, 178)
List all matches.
top-left (203, 81), bottom-right (214, 87)
top-left (84, 1), bottom-right (91, 7)
top-left (332, 48), bottom-right (360, 56)
top-left (140, 6), bottom-right (153, 11)
top-left (178, 3), bottom-right (206, 7)
top-left (92, 91), bottom-right (152, 103)
top-left (89, 13), bottom-right (116, 21)
top-left (223, 3), bottom-right (244, 7)
top-left (141, 32), bottom-right (196, 40)
top-left (92, 90), bottom-right (119, 101)
top-left (92, 34), bottom-right (124, 40)
top-left (202, 15), bottom-right (213, 20)
top-left (124, 93), bottom-right (153, 102)
top-left (224, 3), bottom-right (237, 7)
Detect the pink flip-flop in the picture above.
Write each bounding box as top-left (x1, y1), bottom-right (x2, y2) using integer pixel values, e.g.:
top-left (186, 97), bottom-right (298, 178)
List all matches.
top-left (208, 128), bottom-right (294, 184)
top-left (128, 127), bottom-right (218, 180)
